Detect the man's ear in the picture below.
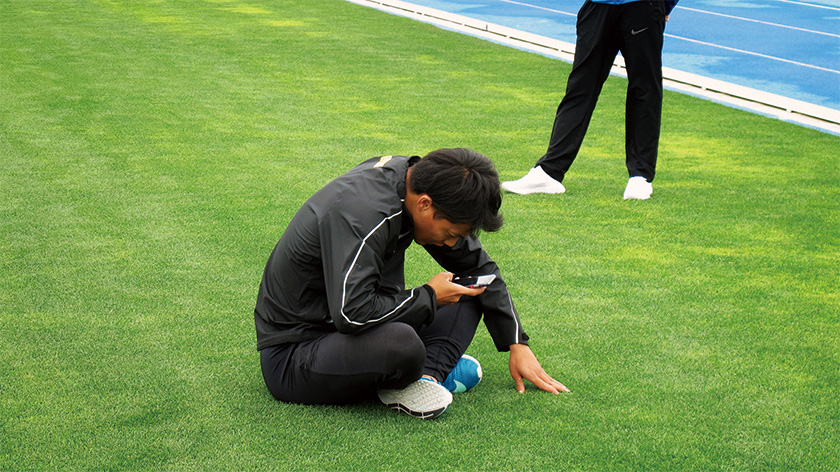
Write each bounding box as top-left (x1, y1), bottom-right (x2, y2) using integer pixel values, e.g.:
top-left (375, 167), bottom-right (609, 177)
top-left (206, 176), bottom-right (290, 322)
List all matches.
top-left (417, 194), bottom-right (433, 212)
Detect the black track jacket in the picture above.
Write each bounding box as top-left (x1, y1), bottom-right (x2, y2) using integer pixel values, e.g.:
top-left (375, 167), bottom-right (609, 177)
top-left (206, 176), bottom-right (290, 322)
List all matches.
top-left (254, 155), bottom-right (529, 352)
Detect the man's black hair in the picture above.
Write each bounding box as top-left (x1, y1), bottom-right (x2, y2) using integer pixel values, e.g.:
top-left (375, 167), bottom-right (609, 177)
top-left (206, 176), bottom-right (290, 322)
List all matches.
top-left (409, 148), bottom-right (504, 234)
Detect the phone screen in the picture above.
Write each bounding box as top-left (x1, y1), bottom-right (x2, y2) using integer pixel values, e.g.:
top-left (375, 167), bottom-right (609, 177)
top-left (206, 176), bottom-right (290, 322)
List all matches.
top-left (454, 274), bottom-right (496, 288)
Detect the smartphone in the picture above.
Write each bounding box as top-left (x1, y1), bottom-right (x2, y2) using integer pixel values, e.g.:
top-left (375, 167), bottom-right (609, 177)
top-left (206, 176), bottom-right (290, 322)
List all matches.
top-left (453, 274), bottom-right (496, 288)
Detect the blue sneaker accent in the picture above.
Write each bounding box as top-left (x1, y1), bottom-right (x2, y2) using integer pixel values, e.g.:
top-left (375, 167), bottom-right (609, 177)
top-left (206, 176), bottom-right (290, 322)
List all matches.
top-left (443, 354), bottom-right (482, 393)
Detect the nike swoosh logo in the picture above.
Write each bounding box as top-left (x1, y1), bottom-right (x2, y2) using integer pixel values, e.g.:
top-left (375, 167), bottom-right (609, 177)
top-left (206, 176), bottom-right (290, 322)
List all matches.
top-left (631, 27), bottom-right (649, 35)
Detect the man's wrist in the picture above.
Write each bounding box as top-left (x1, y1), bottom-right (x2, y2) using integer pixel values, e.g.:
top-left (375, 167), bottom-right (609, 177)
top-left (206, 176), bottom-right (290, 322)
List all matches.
top-left (509, 343), bottom-right (528, 352)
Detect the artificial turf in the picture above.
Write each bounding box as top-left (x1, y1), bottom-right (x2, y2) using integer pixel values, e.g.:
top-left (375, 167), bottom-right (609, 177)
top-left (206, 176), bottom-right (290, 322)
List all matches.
top-left (1, 0), bottom-right (838, 470)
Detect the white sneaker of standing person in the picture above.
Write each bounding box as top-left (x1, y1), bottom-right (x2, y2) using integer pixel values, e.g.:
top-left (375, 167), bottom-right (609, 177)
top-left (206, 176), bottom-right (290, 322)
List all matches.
top-left (377, 378), bottom-right (453, 420)
top-left (501, 166), bottom-right (566, 195)
top-left (623, 176), bottom-right (653, 200)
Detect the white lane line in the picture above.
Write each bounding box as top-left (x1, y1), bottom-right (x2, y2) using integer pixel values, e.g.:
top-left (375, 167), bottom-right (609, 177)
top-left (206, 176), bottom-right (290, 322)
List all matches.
top-left (774, 0), bottom-right (840, 12)
top-left (677, 5), bottom-right (840, 38)
top-left (665, 33), bottom-right (840, 75)
top-left (499, 1), bottom-right (839, 39)
top-left (497, 0), bottom-right (576, 17)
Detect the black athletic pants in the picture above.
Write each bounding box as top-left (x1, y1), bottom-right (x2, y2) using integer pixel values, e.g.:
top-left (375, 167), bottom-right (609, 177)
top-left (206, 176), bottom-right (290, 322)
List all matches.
top-left (537, 0), bottom-right (666, 183)
top-left (260, 298), bottom-right (482, 405)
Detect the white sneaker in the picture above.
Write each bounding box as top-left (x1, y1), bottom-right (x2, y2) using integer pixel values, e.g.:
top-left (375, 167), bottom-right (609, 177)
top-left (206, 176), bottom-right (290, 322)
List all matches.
top-left (377, 378), bottom-right (453, 419)
top-left (501, 166), bottom-right (566, 195)
top-left (623, 176), bottom-right (653, 200)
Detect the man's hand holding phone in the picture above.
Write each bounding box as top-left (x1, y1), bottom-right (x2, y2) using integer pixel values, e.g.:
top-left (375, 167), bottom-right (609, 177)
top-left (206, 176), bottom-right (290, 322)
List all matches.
top-left (427, 272), bottom-right (491, 306)
top-left (453, 274), bottom-right (496, 288)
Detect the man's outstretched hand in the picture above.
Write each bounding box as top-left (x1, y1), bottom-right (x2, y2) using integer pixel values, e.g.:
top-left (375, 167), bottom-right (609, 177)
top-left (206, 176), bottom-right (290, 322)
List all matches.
top-left (509, 343), bottom-right (570, 394)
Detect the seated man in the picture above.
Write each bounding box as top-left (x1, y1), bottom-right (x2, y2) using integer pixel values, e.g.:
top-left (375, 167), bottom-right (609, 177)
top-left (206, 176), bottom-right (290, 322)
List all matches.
top-left (255, 148), bottom-right (569, 419)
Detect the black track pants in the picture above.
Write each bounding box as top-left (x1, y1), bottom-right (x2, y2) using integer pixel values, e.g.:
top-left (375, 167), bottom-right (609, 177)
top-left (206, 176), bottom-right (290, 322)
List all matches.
top-left (259, 298), bottom-right (482, 405)
top-left (537, 0), bottom-right (665, 183)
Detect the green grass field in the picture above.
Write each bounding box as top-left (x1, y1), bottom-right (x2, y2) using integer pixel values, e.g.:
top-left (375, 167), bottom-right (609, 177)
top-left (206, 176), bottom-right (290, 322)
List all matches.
top-left (2, 0), bottom-right (838, 470)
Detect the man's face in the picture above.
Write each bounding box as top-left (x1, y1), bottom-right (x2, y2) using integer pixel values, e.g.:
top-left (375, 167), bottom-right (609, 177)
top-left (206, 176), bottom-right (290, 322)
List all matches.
top-left (413, 211), bottom-right (472, 247)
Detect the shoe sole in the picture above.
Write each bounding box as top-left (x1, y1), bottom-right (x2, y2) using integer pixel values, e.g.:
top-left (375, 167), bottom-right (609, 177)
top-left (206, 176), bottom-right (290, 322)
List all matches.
top-left (382, 402), bottom-right (448, 419)
top-left (501, 183), bottom-right (566, 195)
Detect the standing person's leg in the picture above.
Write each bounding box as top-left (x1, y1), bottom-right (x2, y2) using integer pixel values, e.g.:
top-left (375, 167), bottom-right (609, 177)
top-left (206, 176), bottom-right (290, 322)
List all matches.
top-left (619, 1), bottom-right (665, 184)
top-left (260, 322), bottom-right (425, 405)
top-left (536, 1), bottom-right (621, 183)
